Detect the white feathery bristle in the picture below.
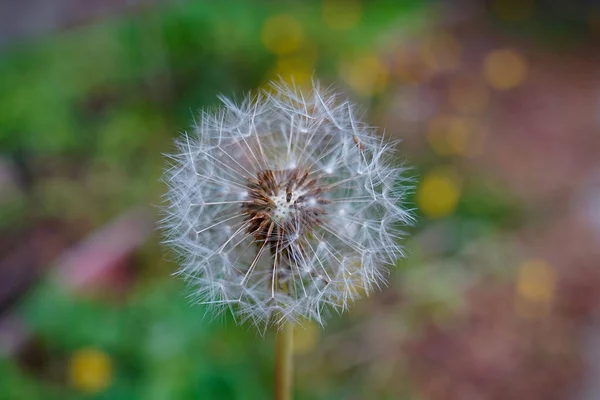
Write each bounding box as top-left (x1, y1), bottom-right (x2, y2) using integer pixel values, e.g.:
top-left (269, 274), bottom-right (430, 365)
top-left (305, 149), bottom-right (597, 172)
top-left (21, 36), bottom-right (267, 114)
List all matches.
top-left (161, 80), bottom-right (413, 329)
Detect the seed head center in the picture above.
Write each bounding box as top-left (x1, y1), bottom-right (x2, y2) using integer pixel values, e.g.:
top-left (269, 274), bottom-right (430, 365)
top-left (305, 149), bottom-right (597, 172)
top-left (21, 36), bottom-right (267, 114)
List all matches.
top-left (242, 168), bottom-right (329, 242)
top-left (270, 189), bottom-right (305, 222)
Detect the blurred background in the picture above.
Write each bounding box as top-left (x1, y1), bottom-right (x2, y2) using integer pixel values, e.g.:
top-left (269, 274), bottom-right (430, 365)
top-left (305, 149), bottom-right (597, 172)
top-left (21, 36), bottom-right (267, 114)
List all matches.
top-left (2, 0), bottom-right (600, 399)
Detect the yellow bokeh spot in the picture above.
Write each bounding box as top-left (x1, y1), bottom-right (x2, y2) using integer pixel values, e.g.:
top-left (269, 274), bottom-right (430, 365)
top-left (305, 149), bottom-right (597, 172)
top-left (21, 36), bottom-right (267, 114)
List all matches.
top-left (264, 60), bottom-right (311, 88)
top-left (322, 0), bottom-right (362, 31)
top-left (69, 348), bottom-right (113, 394)
top-left (421, 32), bottom-right (462, 73)
top-left (491, 0), bottom-right (535, 22)
top-left (264, 44), bottom-right (318, 88)
top-left (427, 115), bottom-right (480, 157)
top-left (340, 55), bottom-right (388, 96)
top-left (417, 167), bottom-right (461, 219)
top-left (447, 75), bottom-right (490, 114)
top-left (483, 49), bottom-right (528, 90)
top-left (517, 259), bottom-right (555, 304)
top-left (261, 15), bottom-right (304, 55)
top-left (515, 259), bottom-right (556, 318)
top-left (293, 320), bottom-right (320, 355)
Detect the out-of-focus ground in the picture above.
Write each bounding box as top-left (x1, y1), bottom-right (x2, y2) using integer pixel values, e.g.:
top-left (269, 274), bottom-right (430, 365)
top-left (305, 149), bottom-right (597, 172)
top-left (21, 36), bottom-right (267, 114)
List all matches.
top-left (2, 1), bottom-right (600, 399)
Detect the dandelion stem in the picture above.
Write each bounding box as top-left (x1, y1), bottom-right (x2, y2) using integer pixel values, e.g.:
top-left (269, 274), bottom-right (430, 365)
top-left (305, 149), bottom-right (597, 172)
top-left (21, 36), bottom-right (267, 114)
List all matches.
top-left (274, 320), bottom-right (294, 400)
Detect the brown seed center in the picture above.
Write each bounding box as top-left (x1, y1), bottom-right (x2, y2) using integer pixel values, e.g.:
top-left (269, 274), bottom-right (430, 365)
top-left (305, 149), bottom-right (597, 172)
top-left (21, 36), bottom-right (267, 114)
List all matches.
top-left (241, 168), bottom-right (328, 245)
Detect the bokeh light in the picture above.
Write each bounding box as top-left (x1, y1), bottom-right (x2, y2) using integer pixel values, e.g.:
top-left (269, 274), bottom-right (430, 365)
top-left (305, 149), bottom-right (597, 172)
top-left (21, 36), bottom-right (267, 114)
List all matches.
top-left (264, 43), bottom-right (318, 86)
top-left (516, 259), bottom-right (556, 317)
top-left (339, 54), bottom-right (388, 96)
top-left (417, 166), bottom-right (461, 219)
top-left (261, 14), bottom-right (304, 56)
top-left (69, 348), bottom-right (113, 394)
top-left (483, 49), bottom-right (528, 90)
top-left (427, 115), bottom-right (482, 157)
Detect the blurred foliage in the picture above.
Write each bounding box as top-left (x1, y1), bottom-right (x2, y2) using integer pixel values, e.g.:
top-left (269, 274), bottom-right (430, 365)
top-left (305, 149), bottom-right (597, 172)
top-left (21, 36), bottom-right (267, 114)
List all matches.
top-left (0, 0), bottom-right (425, 155)
top-left (15, 281), bottom-right (272, 400)
top-left (0, 0), bottom-right (426, 228)
top-left (0, 1), bottom-right (430, 399)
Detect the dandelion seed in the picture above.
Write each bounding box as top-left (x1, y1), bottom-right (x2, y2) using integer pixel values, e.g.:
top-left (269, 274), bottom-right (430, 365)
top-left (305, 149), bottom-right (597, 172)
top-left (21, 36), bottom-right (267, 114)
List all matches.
top-left (161, 80), bottom-right (412, 329)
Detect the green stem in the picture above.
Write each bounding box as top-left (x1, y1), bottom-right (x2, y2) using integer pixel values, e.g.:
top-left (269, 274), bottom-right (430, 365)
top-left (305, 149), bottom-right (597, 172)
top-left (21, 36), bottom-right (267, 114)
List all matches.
top-left (274, 320), bottom-right (294, 400)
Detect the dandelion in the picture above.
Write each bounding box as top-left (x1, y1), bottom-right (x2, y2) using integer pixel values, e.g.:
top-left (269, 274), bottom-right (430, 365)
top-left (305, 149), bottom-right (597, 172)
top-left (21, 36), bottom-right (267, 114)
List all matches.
top-left (161, 80), bottom-right (412, 399)
top-left (163, 80), bottom-right (411, 325)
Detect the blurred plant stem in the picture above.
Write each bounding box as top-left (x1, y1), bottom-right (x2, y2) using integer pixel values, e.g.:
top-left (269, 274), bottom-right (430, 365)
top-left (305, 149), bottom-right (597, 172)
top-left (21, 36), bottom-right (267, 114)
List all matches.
top-left (274, 320), bottom-right (293, 400)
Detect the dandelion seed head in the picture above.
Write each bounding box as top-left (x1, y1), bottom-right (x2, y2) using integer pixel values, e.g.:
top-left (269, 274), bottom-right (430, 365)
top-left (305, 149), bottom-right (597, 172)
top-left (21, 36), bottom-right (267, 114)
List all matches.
top-left (161, 80), bottom-right (412, 329)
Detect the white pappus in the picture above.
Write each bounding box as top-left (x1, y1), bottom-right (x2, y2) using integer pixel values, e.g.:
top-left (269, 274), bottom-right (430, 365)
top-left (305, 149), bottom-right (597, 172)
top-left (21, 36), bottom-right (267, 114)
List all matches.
top-left (161, 80), bottom-right (412, 330)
